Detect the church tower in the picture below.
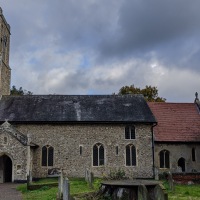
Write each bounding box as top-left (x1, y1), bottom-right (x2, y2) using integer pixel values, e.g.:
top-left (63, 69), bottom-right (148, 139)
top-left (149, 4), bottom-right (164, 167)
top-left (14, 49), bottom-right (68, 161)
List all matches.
top-left (0, 7), bottom-right (11, 96)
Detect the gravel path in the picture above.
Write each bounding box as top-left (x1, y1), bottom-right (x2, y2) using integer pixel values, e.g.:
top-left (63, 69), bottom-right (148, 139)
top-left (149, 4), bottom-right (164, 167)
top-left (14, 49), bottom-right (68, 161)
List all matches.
top-left (0, 183), bottom-right (22, 200)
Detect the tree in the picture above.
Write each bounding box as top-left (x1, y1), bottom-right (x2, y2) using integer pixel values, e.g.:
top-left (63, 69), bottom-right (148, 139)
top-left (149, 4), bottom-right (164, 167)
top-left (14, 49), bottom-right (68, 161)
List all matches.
top-left (10, 85), bottom-right (33, 96)
top-left (118, 85), bottom-right (166, 102)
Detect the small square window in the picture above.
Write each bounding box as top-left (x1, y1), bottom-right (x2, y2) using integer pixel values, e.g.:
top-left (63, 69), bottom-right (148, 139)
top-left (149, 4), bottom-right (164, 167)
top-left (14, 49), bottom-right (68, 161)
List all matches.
top-left (125, 126), bottom-right (135, 139)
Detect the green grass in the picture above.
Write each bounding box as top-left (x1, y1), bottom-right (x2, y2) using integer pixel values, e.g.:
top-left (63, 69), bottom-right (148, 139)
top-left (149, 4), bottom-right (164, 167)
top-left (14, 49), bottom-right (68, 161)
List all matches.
top-left (17, 178), bottom-right (200, 200)
top-left (17, 177), bottom-right (101, 200)
top-left (163, 180), bottom-right (200, 200)
top-left (31, 177), bottom-right (58, 185)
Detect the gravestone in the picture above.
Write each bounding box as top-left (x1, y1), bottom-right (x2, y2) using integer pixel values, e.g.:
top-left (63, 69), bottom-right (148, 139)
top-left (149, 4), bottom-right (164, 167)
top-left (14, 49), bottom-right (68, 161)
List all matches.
top-left (63, 178), bottom-right (70, 200)
top-left (155, 168), bottom-right (159, 180)
top-left (85, 168), bottom-right (89, 182)
top-left (168, 172), bottom-right (174, 191)
top-left (58, 171), bottom-right (64, 199)
top-left (154, 184), bottom-right (168, 200)
top-left (138, 185), bottom-right (150, 200)
top-left (88, 172), bottom-right (94, 188)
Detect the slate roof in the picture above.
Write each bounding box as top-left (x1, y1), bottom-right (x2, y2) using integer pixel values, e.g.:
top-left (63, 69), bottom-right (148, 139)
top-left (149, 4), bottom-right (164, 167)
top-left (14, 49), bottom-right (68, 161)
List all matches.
top-left (148, 102), bottom-right (200, 142)
top-left (0, 95), bottom-right (156, 123)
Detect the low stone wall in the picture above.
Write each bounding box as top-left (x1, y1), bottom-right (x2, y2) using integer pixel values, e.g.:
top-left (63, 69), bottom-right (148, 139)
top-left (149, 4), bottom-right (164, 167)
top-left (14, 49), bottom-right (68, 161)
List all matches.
top-left (172, 173), bottom-right (200, 184)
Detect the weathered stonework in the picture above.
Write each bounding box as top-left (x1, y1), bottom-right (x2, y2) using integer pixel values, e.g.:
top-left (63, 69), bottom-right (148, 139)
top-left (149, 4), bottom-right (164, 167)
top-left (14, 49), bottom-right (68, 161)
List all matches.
top-left (155, 143), bottom-right (200, 173)
top-left (14, 123), bottom-right (154, 179)
top-left (0, 7), bottom-right (11, 96)
top-left (0, 130), bottom-right (27, 182)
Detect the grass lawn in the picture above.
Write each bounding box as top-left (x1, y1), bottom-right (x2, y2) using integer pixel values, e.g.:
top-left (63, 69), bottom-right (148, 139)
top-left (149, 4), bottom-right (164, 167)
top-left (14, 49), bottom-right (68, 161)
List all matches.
top-left (17, 178), bottom-right (200, 200)
top-left (17, 177), bottom-right (101, 200)
top-left (164, 181), bottom-right (200, 200)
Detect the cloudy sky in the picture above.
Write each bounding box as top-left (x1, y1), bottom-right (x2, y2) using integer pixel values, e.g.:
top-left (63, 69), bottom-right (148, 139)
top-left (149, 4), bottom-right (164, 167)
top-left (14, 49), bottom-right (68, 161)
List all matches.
top-left (1, 0), bottom-right (200, 102)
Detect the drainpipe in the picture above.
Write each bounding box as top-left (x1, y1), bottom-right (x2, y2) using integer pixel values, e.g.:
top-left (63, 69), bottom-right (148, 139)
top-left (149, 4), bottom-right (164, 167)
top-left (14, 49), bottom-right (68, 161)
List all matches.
top-left (151, 123), bottom-right (157, 179)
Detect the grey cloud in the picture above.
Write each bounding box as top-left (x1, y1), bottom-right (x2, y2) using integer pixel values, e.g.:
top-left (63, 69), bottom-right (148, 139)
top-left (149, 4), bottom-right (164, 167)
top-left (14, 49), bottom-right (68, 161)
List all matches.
top-left (1, 1), bottom-right (200, 102)
top-left (98, 0), bottom-right (200, 70)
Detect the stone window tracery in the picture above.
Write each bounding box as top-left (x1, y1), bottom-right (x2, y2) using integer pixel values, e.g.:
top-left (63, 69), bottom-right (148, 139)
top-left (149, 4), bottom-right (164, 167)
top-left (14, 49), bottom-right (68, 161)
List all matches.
top-left (126, 144), bottom-right (136, 166)
top-left (125, 125), bottom-right (135, 139)
top-left (42, 145), bottom-right (54, 167)
top-left (159, 150), bottom-right (170, 168)
top-left (93, 143), bottom-right (104, 166)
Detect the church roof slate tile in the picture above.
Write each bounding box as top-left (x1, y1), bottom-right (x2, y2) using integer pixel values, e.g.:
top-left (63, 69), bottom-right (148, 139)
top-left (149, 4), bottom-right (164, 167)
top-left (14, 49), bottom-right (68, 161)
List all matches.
top-left (0, 95), bottom-right (156, 123)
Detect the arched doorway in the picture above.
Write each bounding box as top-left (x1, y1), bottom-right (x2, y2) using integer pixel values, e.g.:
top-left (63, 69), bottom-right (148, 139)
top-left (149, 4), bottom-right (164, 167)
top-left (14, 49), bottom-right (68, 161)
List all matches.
top-left (178, 157), bottom-right (185, 172)
top-left (0, 155), bottom-right (12, 183)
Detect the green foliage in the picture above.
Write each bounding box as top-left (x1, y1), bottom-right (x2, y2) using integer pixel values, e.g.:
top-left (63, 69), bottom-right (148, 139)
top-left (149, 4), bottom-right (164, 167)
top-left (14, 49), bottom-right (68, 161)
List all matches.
top-left (17, 178), bottom-right (200, 200)
top-left (104, 168), bottom-right (126, 180)
top-left (17, 177), bottom-right (101, 200)
top-left (17, 184), bottom-right (57, 200)
top-left (10, 85), bottom-right (33, 96)
top-left (38, 186), bottom-right (50, 191)
top-left (162, 180), bottom-right (200, 200)
top-left (118, 84), bottom-right (166, 102)
top-left (32, 177), bottom-right (58, 185)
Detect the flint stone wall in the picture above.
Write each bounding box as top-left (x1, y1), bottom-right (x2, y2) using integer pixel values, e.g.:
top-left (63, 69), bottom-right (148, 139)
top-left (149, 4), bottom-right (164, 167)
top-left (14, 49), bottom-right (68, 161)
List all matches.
top-left (155, 143), bottom-right (200, 173)
top-left (0, 13), bottom-right (11, 96)
top-left (17, 123), bottom-right (154, 178)
top-left (0, 131), bottom-right (27, 181)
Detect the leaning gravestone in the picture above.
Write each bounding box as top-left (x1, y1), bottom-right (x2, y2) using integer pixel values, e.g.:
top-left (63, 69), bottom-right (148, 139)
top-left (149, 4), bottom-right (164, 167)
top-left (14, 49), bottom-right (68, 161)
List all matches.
top-left (154, 184), bottom-right (168, 200)
top-left (167, 172), bottom-right (174, 191)
top-left (138, 185), bottom-right (150, 200)
top-left (88, 172), bottom-right (94, 188)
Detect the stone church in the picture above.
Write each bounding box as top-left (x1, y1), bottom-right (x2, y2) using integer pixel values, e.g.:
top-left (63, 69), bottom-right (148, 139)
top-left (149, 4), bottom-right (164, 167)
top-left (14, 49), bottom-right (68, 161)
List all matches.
top-left (0, 8), bottom-right (157, 183)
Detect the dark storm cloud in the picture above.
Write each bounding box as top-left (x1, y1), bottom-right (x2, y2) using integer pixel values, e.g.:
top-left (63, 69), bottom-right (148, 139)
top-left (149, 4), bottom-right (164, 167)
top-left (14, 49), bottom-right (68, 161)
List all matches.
top-left (99, 0), bottom-right (200, 70)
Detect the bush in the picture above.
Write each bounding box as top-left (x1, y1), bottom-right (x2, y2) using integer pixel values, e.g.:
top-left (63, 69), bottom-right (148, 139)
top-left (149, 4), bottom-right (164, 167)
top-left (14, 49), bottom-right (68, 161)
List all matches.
top-left (105, 169), bottom-right (126, 180)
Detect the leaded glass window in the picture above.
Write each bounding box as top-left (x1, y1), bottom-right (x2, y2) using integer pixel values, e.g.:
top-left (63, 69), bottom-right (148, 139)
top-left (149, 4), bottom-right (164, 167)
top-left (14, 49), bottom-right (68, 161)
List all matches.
top-left (93, 143), bottom-right (104, 166)
top-left (42, 145), bottom-right (54, 167)
top-left (159, 150), bottom-right (170, 168)
top-left (125, 126), bottom-right (135, 139)
top-left (126, 144), bottom-right (136, 166)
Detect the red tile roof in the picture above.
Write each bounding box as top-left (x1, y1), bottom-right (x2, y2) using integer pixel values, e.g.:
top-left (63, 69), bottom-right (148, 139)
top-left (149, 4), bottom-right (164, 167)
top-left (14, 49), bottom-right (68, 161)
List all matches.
top-left (148, 102), bottom-right (200, 142)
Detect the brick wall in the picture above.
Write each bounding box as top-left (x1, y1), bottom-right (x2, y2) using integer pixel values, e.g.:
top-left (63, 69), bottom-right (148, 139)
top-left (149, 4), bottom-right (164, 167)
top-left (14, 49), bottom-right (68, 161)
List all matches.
top-left (172, 173), bottom-right (200, 184)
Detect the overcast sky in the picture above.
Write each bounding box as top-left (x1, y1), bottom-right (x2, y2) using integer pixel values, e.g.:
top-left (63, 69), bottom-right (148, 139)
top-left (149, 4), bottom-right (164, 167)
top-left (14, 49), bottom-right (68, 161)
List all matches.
top-left (1, 0), bottom-right (200, 102)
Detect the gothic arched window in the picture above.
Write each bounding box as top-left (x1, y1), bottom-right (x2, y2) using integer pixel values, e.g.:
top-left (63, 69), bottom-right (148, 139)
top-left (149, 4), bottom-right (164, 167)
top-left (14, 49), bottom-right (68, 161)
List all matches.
top-left (159, 150), bottom-right (170, 168)
top-left (42, 145), bottom-right (54, 167)
top-left (93, 143), bottom-right (104, 166)
top-left (126, 144), bottom-right (136, 166)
